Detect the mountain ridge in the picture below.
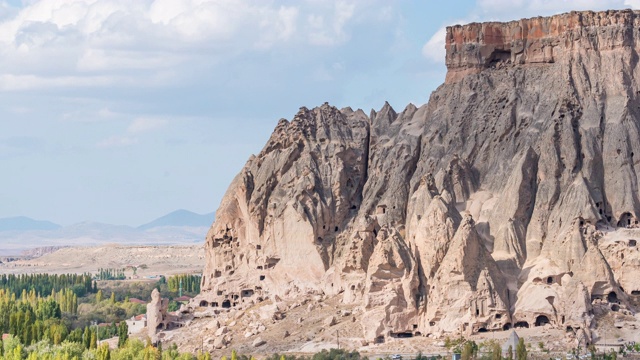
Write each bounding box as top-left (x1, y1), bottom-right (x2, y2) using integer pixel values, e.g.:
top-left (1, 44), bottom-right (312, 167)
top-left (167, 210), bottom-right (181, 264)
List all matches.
top-left (192, 9), bottom-right (640, 347)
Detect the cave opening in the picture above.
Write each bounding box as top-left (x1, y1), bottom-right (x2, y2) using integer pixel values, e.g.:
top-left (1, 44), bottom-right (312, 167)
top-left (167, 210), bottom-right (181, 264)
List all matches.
top-left (222, 300), bottom-right (231, 308)
top-left (514, 321), bottom-right (529, 329)
top-left (607, 292), bottom-right (619, 303)
top-left (535, 315), bottom-right (550, 327)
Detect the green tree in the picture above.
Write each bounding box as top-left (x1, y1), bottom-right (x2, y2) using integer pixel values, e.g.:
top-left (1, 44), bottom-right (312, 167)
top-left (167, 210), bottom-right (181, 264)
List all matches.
top-left (96, 290), bottom-right (104, 303)
top-left (516, 338), bottom-right (527, 360)
top-left (118, 321), bottom-right (129, 348)
top-left (110, 292), bottom-right (116, 304)
top-left (83, 326), bottom-right (91, 349)
top-left (507, 345), bottom-right (513, 360)
top-left (96, 343), bottom-right (111, 360)
top-left (461, 341), bottom-right (477, 360)
top-left (90, 330), bottom-right (97, 349)
top-left (491, 341), bottom-right (502, 360)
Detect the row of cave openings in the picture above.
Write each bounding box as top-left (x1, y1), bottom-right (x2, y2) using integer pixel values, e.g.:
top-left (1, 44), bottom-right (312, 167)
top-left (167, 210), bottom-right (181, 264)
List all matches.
top-left (593, 201), bottom-right (639, 229)
top-left (374, 313), bottom-right (561, 341)
top-left (199, 287), bottom-right (264, 309)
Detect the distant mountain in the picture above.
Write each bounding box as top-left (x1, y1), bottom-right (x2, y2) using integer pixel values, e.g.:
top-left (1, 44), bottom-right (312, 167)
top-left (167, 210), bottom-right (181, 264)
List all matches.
top-left (137, 209), bottom-right (214, 230)
top-left (0, 210), bottom-right (213, 253)
top-left (0, 216), bottom-right (61, 231)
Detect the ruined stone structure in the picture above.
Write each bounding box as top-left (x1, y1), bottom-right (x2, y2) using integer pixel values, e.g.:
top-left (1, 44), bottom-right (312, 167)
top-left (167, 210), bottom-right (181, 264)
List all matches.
top-left (147, 289), bottom-right (170, 342)
top-left (198, 10), bottom-right (640, 342)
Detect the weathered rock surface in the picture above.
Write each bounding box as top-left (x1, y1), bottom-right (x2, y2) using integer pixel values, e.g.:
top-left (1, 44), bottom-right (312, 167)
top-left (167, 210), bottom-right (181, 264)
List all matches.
top-left (147, 289), bottom-right (170, 343)
top-left (197, 10), bottom-right (640, 342)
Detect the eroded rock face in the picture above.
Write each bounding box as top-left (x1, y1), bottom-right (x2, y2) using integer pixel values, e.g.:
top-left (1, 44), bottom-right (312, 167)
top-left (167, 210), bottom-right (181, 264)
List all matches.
top-left (199, 10), bottom-right (640, 341)
top-left (147, 289), bottom-right (169, 342)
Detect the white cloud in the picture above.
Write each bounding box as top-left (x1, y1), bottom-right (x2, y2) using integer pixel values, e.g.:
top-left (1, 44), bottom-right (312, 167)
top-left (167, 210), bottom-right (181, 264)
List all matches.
top-left (307, 1), bottom-right (355, 46)
top-left (625, 0), bottom-right (640, 7)
top-left (0, 0), bottom-right (378, 91)
top-left (96, 117), bottom-right (167, 148)
top-left (126, 117), bottom-right (167, 134)
top-left (422, 26), bottom-right (449, 64)
top-left (96, 135), bottom-right (137, 148)
top-left (476, 0), bottom-right (632, 18)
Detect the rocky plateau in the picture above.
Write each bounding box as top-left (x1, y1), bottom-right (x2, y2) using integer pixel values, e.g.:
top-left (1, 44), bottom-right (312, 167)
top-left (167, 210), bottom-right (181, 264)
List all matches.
top-left (169, 9), bottom-right (640, 352)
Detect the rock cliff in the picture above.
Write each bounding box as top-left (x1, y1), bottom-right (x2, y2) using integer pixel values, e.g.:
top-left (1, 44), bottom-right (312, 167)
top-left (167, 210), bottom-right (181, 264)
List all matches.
top-left (198, 10), bottom-right (640, 342)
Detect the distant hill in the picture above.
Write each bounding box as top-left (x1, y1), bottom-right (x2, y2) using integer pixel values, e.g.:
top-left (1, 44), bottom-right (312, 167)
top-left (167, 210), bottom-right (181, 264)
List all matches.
top-left (137, 209), bottom-right (215, 230)
top-left (0, 216), bottom-right (61, 231)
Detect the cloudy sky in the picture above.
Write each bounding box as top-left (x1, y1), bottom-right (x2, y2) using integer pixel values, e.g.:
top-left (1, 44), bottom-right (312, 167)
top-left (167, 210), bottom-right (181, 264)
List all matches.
top-left (0, 0), bottom-right (638, 226)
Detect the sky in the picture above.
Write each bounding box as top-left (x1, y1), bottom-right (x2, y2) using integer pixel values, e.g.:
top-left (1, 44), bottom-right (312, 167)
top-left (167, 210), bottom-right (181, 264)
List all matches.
top-left (0, 0), bottom-right (639, 226)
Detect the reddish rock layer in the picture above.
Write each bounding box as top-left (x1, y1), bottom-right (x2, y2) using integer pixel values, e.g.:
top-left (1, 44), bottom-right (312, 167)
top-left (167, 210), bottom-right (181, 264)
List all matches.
top-left (445, 9), bottom-right (640, 83)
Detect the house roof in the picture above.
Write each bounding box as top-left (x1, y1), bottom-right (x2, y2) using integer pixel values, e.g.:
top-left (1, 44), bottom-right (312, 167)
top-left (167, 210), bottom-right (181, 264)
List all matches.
top-left (134, 314), bottom-right (146, 321)
top-left (2, 334), bottom-right (10, 340)
top-left (129, 298), bottom-right (146, 304)
top-left (175, 296), bottom-right (192, 302)
top-left (502, 330), bottom-right (520, 354)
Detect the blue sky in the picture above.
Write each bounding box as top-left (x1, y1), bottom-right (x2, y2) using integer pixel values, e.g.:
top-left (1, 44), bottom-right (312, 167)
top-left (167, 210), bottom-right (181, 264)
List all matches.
top-left (0, 0), bottom-right (638, 226)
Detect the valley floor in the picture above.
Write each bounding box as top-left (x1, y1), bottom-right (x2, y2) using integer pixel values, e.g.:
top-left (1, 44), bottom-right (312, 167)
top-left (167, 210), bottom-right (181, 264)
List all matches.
top-left (0, 244), bottom-right (205, 277)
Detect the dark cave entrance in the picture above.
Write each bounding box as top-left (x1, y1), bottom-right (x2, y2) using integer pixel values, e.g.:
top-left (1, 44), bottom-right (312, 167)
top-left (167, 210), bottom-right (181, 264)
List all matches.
top-left (535, 315), bottom-right (550, 327)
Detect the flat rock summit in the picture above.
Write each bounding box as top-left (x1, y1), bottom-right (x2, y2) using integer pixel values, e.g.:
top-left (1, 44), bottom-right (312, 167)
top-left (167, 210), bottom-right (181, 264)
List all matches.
top-left (191, 10), bottom-right (640, 348)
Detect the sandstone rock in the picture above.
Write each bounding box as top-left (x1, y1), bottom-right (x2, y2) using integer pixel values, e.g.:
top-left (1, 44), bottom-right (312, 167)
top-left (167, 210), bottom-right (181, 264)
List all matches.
top-left (252, 337), bottom-right (266, 347)
top-left (147, 289), bottom-right (170, 343)
top-left (324, 316), bottom-right (336, 327)
top-left (213, 336), bottom-right (225, 349)
top-left (199, 9), bottom-right (640, 341)
top-left (214, 326), bottom-right (228, 337)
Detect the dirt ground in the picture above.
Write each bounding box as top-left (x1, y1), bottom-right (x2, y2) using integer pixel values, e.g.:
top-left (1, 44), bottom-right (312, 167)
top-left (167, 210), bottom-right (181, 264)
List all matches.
top-left (153, 294), bottom-right (640, 360)
top-left (0, 244), bottom-right (205, 277)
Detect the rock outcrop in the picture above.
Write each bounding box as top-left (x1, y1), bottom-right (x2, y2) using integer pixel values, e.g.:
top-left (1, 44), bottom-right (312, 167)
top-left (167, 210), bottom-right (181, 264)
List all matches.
top-left (147, 289), bottom-right (170, 342)
top-left (198, 10), bottom-right (640, 342)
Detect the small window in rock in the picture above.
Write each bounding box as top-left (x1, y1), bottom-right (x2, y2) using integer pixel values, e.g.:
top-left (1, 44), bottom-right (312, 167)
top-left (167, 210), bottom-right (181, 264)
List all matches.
top-left (351, 285), bottom-right (356, 291)
top-left (335, 226), bottom-right (338, 232)
top-left (630, 239), bottom-right (637, 247)
top-left (256, 245), bottom-right (261, 250)
top-left (496, 314), bottom-right (502, 319)
top-left (259, 275), bottom-right (265, 281)
top-left (547, 277), bottom-right (553, 284)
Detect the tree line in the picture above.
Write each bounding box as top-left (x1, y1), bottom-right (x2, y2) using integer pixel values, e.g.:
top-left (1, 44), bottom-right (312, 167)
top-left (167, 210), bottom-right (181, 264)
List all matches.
top-left (0, 274), bottom-right (94, 299)
top-left (167, 274), bottom-right (201, 295)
